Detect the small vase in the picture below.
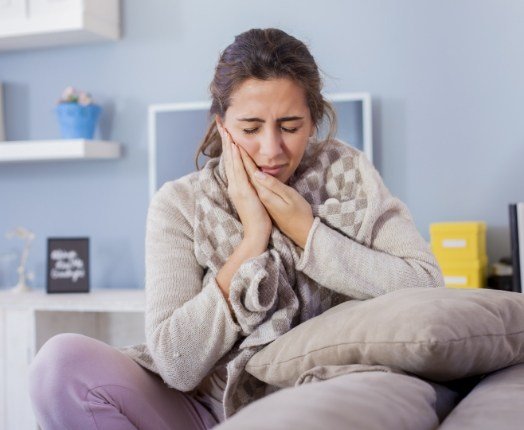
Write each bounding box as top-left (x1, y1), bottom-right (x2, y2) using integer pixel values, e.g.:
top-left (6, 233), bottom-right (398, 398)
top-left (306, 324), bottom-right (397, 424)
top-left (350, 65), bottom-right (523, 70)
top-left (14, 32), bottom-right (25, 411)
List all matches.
top-left (55, 102), bottom-right (102, 139)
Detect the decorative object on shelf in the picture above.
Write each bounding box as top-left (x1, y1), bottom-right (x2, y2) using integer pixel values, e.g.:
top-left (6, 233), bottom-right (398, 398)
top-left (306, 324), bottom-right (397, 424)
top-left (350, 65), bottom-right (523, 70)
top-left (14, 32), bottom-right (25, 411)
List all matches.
top-left (487, 257), bottom-right (513, 291)
top-left (47, 237), bottom-right (90, 293)
top-left (55, 86), bottom-right (102, 139)
top-left (0, 81), bottom-right (5, 141)
top-left (5, 226), bottom-right (35, 293)
top-left (429, 221), bottom-right (488, 289)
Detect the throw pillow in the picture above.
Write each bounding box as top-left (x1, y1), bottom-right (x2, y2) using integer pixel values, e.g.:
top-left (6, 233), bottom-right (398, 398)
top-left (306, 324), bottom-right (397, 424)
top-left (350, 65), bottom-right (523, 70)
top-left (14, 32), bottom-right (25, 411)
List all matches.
top-left (245, 287), bottom-right (524, 388)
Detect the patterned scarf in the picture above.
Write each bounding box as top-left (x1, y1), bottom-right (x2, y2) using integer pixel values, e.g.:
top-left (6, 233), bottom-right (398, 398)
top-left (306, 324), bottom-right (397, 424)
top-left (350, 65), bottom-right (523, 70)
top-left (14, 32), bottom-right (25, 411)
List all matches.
top-left (192, 139), bottom-right (369, 417)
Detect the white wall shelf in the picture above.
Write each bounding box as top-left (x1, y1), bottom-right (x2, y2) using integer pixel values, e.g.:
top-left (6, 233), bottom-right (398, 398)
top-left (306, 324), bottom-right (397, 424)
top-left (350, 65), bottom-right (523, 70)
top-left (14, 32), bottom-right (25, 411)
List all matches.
top-left (0, 0), bottom-right (120, 52)
top-left (0, 139), bottom-right (122, 162)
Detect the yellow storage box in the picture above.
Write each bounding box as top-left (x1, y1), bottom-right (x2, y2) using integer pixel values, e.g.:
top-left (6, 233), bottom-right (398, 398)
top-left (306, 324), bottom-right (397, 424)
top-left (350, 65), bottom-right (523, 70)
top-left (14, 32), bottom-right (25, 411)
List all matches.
top-left (437, 257), bottom-right (488, 289)
top-left (430, 221), bottom-right (486, 261)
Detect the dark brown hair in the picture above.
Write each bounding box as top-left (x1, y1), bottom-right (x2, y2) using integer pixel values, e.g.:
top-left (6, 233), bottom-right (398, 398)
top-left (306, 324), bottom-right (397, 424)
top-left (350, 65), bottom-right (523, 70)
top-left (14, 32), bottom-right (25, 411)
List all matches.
top-left (195, 28), bottom-right (337, 169)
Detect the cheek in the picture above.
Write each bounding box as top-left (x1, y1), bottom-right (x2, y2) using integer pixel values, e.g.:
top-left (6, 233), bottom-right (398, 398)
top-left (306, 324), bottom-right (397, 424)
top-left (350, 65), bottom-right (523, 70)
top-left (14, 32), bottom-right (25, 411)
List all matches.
top-left (230, 133), bottom-right (259, 158)
top-left (286, 135), bottom-right (309, 163)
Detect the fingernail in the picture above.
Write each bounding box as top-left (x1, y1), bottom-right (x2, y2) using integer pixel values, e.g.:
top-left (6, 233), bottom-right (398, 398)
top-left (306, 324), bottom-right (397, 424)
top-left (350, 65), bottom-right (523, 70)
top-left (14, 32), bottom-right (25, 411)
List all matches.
top-left (254, 171), bottom-right (266, 180)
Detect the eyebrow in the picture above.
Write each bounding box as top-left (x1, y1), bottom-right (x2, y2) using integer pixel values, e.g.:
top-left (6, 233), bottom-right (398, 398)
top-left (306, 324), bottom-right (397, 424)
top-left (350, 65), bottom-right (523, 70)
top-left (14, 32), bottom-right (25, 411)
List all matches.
top-left (236, 116), bottom-right (304, 123)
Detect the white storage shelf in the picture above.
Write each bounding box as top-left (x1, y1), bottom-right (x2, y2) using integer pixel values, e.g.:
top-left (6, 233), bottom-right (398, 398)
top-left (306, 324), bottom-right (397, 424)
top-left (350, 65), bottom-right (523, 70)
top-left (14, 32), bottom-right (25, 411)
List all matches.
top-left (0, 139), bottom-right (122, 162)
top-left (0, 0), bottom-right (120, 52)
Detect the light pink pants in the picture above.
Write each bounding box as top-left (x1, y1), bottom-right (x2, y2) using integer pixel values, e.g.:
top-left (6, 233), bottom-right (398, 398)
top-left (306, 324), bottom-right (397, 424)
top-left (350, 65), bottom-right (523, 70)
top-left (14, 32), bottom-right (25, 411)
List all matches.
top-left (28, 333), bottom-right (218, 430)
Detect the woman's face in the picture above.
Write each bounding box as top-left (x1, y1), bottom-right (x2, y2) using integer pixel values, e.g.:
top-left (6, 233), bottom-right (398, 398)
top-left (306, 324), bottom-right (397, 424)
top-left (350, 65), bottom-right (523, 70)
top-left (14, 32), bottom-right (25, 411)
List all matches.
top-left (218, 78), bottom-right (315, 183)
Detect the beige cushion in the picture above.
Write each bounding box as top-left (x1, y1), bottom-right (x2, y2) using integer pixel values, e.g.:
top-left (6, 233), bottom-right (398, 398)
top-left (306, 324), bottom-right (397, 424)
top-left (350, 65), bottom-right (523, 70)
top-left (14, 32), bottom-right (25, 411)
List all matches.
top-left (245, 287), bottom-right (524, 388)
top-left (216, 371), bottom-right (447, 430)
top-left (439, 363), bottom-right (524, 430)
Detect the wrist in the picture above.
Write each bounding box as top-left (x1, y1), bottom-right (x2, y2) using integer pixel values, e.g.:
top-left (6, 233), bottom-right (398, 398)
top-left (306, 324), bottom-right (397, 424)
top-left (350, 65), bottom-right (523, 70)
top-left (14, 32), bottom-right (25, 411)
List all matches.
top-left (291, 215), bottom-right (314, 249)
top-left (240, 233), bottom-right (269, 256)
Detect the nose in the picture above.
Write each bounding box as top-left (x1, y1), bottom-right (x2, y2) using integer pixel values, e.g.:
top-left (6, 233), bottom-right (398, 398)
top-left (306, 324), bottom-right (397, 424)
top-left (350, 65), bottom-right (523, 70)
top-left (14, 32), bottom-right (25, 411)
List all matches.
top-left (258, 128), bottom-right (284, 159)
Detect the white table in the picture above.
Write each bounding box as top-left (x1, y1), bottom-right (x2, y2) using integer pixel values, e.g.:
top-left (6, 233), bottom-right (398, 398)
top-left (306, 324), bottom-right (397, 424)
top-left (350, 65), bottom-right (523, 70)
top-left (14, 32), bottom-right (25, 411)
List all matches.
top-left (0, 288), bottom-right (145, 430)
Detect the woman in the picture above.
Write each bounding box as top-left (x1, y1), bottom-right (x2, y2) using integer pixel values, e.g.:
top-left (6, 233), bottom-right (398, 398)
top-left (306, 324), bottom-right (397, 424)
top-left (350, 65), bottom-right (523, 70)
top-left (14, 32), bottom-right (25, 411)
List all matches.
top-left (28, 28), bottom-right (443, 429)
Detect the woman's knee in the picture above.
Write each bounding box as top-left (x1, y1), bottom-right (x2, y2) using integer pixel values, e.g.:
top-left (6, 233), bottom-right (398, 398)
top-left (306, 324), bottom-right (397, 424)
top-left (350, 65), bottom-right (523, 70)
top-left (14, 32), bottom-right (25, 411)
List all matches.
top-left (28, 333), bottom-right (100, 404)
top-left (30, 333), bottom-right (92, 373)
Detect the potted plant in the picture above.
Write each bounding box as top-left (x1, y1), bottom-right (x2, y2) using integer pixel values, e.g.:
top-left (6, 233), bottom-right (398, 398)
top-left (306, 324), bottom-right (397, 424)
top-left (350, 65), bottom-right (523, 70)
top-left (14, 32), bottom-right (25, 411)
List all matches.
top-left (55, 86), bottom-right (102, 139)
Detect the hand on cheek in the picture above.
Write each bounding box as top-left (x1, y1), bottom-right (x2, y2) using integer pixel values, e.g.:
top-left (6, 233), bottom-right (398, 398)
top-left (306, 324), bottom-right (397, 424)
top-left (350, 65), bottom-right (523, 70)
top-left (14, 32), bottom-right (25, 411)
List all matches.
top-left (216, 120), bottom-right (272, 243)
top-left (238, 145), bottom-right (314, 249)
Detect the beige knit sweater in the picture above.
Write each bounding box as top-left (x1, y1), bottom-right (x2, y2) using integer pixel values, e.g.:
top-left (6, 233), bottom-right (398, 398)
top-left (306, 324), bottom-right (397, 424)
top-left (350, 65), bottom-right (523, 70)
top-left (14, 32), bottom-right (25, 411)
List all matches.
top-left (120, 142), bottom-right (444, 423)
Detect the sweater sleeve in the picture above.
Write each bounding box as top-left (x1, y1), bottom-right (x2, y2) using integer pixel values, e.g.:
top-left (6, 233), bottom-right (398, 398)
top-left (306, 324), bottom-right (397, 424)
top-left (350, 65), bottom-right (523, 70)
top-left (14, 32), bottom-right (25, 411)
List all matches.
top-left (144, 180), bottom-right (241, 392)
top-left (227, 248), bottom-right (288, 337)
top-left (295, 153), bottom-right (444, 299)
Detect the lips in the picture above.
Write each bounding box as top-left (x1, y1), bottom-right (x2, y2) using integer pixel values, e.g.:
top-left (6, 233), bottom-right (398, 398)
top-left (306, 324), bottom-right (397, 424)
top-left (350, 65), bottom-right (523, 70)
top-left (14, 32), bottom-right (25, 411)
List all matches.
top-left (259, 164), bottom-right (287, 176)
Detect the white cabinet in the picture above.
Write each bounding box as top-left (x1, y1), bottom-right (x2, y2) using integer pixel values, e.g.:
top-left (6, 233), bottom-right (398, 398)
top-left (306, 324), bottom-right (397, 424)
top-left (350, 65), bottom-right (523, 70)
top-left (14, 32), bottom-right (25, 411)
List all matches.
top-left (29, 0), bottom-right (82, 18)
top-left (0, 0), bottom-right (120, 51)
top-left (0, 0), bottom-right (27, 22)
top-left (0, 288), bottom-right (145, 430)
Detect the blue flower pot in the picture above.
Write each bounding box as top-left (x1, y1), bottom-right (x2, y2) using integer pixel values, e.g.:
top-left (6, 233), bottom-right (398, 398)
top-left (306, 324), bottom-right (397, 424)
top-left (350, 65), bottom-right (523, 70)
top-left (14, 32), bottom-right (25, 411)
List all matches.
top-left (55, 103), bottom-right (102, 139)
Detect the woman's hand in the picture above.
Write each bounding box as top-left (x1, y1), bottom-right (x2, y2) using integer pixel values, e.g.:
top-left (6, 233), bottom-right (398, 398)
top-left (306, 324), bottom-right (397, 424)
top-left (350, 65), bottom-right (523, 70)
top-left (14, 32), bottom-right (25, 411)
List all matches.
top-left (215, 125), bottom-right (272, 305)
top-left (218, 124), bottom-right (272, 247)
top-left (238, 145), bottom-right (314, 249)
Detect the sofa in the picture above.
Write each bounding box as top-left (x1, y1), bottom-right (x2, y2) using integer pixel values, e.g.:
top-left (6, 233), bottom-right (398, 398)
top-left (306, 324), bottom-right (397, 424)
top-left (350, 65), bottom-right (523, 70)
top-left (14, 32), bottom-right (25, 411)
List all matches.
top-left (215, 287), bottom-right (524, 429)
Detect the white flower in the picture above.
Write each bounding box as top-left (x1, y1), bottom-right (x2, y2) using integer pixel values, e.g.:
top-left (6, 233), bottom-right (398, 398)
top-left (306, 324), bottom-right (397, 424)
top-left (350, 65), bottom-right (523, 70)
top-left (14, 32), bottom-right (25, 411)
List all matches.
top-left (57, 86), bottom-right (95, 105)
top-left (61, 86), bottom-right (77, 102)
top-left (78, 92), bottom-right (93, 106)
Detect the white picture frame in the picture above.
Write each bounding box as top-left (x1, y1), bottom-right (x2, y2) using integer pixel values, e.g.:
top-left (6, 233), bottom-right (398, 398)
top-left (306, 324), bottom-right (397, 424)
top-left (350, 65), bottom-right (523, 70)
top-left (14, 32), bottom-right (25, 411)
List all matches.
top-left (147, 92), bottom-right (373, 200)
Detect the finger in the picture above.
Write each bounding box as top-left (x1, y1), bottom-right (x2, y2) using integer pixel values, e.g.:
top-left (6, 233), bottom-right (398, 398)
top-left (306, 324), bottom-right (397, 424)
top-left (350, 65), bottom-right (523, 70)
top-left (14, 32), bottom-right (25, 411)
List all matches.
top-left (236, 146), bottom-right (291, 211)
top-left (238, 152), bottom-right (291, 205)
top-left (237, 145), bottom-right (259, 179)
top-left (236, 145), bottom-right (271, 191)
top-left (226, 130), bottom-right (250, 188)
top-left (221, 128), bottom-right (235, 183)
top-left (237, 145), bottom-right (279, 200)
top-left (260, 175), bottom-right (294, 205)
top-left (230, 141), bottom-right (251, 186)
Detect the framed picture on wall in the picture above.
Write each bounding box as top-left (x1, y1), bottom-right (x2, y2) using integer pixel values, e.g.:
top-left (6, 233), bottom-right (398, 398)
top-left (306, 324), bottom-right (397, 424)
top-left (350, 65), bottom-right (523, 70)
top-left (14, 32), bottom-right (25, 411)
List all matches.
top-left (147, 93), bottom-right (373, 200)
top-left (46, 237), bottom-right (90, 293)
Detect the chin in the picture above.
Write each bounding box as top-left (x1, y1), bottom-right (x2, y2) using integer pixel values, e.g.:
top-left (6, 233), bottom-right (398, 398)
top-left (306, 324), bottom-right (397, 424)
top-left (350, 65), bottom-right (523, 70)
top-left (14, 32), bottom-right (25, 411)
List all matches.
top-left (279, 172), bottom-right (292, 184)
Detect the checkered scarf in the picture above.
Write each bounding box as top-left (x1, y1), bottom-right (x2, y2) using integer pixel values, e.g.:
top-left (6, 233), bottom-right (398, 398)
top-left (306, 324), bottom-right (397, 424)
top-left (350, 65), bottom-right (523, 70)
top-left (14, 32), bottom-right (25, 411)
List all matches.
top-left (193, 139), bottom-right (369, 418)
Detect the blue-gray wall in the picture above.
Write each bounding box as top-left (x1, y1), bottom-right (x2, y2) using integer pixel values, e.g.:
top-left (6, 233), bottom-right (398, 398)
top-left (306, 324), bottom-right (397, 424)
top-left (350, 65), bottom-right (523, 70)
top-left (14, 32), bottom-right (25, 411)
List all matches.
top-left (1, 0), bottom-right (523, 290)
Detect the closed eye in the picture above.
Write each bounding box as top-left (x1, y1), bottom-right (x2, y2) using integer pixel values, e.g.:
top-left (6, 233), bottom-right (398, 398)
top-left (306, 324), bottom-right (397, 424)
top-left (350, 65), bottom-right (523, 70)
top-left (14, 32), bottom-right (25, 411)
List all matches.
top-left (242, 126), bottom-right (300, 135)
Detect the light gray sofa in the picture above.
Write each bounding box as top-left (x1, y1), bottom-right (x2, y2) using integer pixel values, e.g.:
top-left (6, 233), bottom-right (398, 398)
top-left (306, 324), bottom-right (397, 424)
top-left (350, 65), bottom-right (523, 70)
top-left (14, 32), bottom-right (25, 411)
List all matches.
top-left (216, 287), bottom-right (524, 429)
top-left (217, 363), bottom-right (524, 429)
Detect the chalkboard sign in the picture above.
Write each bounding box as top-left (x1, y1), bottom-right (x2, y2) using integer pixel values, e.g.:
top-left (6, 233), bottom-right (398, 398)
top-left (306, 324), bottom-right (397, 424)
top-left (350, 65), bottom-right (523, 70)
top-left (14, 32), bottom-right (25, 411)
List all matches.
top-left (47, 237), bottom-right (90, 293)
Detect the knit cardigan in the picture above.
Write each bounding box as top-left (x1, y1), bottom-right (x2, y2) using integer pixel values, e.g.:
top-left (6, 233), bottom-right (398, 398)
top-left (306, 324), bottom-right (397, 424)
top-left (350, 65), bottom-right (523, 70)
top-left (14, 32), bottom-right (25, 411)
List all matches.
top-left (120, 141), bottom-right (444, 423)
